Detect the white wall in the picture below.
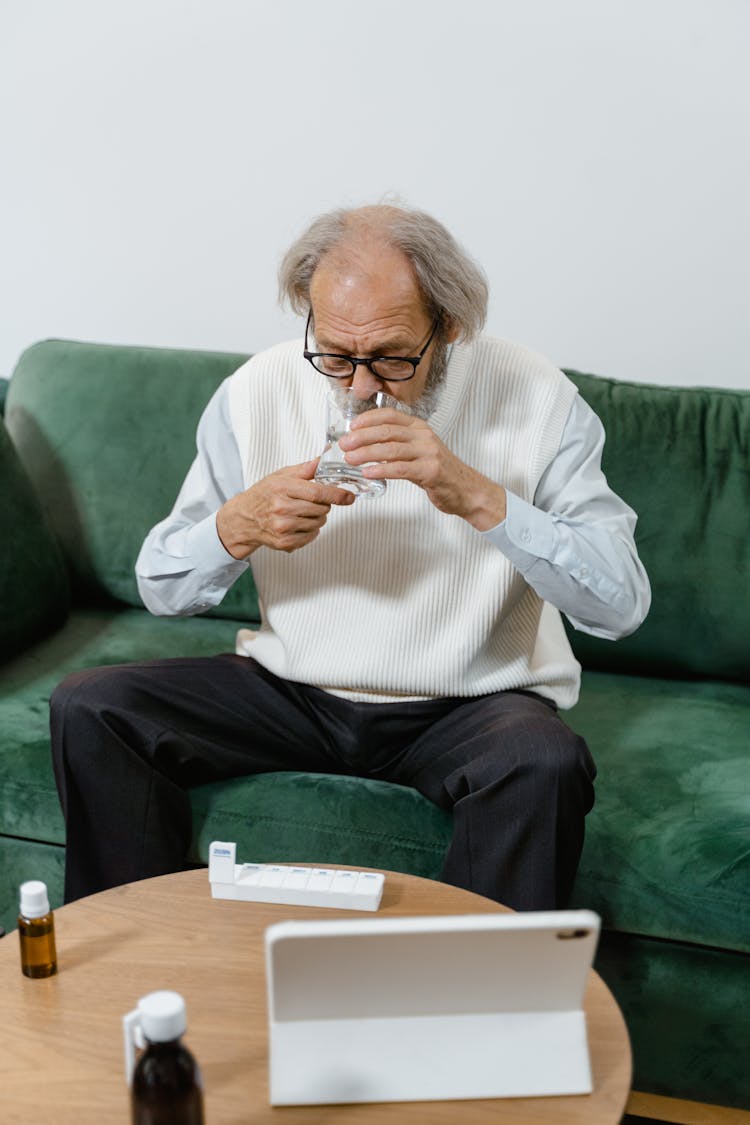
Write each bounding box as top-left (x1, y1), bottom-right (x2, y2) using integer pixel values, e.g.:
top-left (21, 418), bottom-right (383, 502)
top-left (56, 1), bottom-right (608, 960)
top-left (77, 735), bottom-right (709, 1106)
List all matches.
top-left (1, 0), bottom-right (748, 388)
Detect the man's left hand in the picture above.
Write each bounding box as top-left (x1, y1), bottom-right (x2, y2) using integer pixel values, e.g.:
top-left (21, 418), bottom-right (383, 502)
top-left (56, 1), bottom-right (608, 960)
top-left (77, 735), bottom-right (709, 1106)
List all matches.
top-left (339, 408), bottom-right (507, 531)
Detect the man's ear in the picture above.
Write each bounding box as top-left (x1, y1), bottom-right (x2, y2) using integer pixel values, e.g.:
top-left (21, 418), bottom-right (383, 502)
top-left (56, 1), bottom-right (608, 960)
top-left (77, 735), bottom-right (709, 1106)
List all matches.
top-left (442, 317), bottom-right (461, 345)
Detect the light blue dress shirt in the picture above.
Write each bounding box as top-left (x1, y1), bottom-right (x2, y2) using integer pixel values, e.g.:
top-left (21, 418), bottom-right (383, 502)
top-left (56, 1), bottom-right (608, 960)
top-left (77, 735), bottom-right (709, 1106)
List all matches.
top-left (136, 382), bottom-right (651, 641)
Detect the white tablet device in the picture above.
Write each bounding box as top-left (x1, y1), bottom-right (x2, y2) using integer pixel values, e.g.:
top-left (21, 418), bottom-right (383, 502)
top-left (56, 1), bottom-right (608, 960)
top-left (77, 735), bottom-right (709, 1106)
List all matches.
top-left (265, 909), bottom-right (600, 1105)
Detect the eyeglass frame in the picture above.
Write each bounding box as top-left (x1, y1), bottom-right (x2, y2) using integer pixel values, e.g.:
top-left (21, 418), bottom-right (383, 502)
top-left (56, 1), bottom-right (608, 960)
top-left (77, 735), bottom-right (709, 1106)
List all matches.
top-left (303, 312), bottom-right (440, 382)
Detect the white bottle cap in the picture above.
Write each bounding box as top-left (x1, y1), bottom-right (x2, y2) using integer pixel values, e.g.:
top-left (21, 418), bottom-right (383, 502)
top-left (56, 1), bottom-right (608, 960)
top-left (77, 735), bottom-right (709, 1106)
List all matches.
top-left (19, 880), bottom-right (50, 919)
top-left (138, 991), bottom-right (187, 1042)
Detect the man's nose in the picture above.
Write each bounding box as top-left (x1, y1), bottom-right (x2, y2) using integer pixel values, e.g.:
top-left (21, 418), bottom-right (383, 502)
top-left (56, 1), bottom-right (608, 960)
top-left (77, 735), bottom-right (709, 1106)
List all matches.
top-left (349, 364), bottom-right (385, 400)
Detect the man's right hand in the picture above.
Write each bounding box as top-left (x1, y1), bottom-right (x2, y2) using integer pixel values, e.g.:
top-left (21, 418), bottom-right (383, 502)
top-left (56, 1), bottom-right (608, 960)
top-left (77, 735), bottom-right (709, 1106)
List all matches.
top-left (215, 459), bottom-right (355, 559)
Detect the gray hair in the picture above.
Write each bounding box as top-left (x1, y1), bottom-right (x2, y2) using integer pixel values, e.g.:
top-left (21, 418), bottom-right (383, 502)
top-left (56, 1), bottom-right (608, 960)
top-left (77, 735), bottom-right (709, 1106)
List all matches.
top-left (278, 204), bottom-right (488, 342)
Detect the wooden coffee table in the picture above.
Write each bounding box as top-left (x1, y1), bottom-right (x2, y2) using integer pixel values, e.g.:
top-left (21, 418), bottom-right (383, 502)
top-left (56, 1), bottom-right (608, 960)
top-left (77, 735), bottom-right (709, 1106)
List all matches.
top-left (0, 867), bottom-right (631, 1122)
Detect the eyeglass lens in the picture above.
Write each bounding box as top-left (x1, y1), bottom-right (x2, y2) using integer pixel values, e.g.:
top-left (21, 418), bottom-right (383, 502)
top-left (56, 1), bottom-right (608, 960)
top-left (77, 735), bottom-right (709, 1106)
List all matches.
top-left (310, 355), bottom-right (416, 380)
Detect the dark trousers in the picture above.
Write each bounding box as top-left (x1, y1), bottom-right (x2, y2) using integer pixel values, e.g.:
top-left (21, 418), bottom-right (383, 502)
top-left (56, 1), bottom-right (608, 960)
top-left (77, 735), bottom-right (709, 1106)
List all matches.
top-left (50, 655), bottom-right (596, 911)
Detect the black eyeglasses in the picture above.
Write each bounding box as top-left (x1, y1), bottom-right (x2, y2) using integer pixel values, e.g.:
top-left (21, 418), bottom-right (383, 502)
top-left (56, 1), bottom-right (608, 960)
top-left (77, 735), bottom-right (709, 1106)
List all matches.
top-left (303, 313), bottom-right (440, 382)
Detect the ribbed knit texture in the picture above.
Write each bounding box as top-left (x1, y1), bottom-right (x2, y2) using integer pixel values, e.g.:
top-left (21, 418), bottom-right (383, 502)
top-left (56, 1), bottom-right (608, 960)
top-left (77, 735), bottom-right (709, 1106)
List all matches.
top-left (228, 337), bottom-right (581, 707)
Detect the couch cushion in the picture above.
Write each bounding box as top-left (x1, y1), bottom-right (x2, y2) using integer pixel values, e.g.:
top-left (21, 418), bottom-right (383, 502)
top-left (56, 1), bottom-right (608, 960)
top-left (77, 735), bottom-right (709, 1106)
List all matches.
top-left (0, 416), bottom-right (69, 662)
top-left (568, 669), bottom-right (750, 954)
top-left (5, 339), bottom-right (259, 624)
top-left (0, 607), bottom-right (244, 844)
top-left (190, 771), bottom-right (451, 879)
top-left (0, 606), bottom-right (451, 881)
top-left (594, 931), bottom-right (750, 1107)
top-left (0, 836), bottom-right (66, 935)
top-left (5, 607), bottom-right (748, 956)
top-left (564, 371), bottom-right (750, 684)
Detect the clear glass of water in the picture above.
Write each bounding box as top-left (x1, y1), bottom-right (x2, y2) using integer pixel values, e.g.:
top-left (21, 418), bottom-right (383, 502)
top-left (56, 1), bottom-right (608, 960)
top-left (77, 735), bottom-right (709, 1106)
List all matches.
top-left (314, 388), bottom-right (400, 497)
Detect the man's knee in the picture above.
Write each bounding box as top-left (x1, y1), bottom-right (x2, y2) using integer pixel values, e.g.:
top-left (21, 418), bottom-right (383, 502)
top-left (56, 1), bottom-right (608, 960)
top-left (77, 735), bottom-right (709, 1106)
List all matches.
top-left (463, 709), bottom-right (595, 796)
top-left (522, 719), bottom-right (596, 796)
top-left (50, 663), bottom-right (146, 733)
top-left (559, 725), bottom-right (596, 785)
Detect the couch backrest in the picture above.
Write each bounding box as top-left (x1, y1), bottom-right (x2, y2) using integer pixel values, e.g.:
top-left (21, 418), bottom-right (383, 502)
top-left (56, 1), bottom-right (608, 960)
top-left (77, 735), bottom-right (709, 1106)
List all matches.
top-left (565, 370), bottom-right (749, 683)
top-left (5, 339), bottom-right (259, 624)
top-left (0, 413), bottom-right (69, 661)
top-left (6, 341), bottom-right (748, 683)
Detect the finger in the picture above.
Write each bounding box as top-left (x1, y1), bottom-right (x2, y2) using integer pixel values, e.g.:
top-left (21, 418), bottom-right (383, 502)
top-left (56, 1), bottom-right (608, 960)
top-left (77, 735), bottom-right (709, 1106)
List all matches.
top-left (274, 458), bottom-right (330, 484)
top-left (285, 478), bottom-right (357, 506)
top-left (274, 499), bottom-right (335, 520)
top-left (361, 460), bottom-right (416, 480)
top-left (340, 422), bottom-right (417, 450)
top-left (271, 461), bottom-right (355, 506)
top-left (345, 440), bottom-right (421, 465)
top-left (272, 513), bottom-right (330, 537)
top-left (349, 409), bottom-right (413, 432)
top-left (328, 488), bottom-right (357, 506)
top-left (281, 528), bottom-right (322, 553)
top-left (286, 459), bottom-right (320, 480)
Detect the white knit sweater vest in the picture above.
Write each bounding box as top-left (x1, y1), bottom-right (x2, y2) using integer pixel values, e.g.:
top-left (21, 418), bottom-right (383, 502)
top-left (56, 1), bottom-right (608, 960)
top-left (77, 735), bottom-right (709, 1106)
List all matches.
top-left (228, 336), bottom-right (581, 708)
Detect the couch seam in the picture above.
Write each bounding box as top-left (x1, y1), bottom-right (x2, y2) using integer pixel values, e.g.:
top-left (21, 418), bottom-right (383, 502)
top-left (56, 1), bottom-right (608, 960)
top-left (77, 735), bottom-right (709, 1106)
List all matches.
top-left (191, 807), bottom-right (449, 853)
top-left (574, 867), bottom-right (748, 909)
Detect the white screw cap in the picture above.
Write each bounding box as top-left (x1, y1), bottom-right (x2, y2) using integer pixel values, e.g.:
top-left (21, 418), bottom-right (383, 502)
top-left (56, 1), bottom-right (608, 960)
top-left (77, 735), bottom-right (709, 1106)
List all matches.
top-left (19, 880), bottom-right (50, 919)
top-left (138, 991), bottom-right (187, 1042)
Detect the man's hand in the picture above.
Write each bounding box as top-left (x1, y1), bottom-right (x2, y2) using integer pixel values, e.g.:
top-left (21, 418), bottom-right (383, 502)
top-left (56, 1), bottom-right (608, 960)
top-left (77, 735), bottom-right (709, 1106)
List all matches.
top-left (340, 409), bottom-right (507, 531)
top-left (216, 459), bottom-right (355, 559)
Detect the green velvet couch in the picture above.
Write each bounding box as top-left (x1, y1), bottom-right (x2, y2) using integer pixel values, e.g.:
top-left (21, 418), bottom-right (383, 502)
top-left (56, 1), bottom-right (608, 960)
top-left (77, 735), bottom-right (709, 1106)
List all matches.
top-left (1, 339), bottom-right (748, 1110)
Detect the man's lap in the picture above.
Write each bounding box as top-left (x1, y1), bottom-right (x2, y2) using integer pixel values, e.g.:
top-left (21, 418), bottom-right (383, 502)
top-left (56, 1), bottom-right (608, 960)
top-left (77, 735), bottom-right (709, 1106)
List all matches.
top-left (55, 653), bottom-right (588, 790)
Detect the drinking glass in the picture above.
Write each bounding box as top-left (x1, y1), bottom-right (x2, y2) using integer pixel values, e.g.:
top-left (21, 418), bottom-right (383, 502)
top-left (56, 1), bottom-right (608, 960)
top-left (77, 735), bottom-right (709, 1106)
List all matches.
top-left (314, 388), bottom-right (399, 497)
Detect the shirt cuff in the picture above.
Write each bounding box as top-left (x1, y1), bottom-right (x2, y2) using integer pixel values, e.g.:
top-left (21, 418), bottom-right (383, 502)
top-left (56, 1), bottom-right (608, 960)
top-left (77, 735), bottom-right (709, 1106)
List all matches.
top-left (483, 490), bottom-right (557, 568)
top-left (184, 513), bottom-right (250, 575)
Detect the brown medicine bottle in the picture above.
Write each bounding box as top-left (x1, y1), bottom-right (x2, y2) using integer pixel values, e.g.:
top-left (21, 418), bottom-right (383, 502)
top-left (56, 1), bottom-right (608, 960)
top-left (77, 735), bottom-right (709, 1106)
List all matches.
top-left (18, 880), bottom-right (57, 978)
top-left (124, 991), bottom-right (204, 1125)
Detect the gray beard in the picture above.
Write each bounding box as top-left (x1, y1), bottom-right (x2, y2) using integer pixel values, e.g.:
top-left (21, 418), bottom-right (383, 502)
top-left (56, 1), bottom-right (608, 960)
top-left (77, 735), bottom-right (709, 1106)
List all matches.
top-left (409, 341), bottom-right (449, 420)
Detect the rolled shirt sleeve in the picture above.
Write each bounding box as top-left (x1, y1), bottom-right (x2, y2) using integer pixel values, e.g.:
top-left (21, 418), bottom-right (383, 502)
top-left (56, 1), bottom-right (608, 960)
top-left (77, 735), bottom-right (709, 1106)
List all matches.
top-left (484, 394), bottom-right (651, 640)
top-left (135, 379), bottom-right (250, 616)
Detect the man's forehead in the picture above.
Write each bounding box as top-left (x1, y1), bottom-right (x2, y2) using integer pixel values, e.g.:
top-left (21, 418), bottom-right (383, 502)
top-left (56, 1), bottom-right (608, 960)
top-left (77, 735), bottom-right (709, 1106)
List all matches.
top-left (313, 241), bottom-right (417, 293)
top-left (310, 251), bottom-right (427, 340)
top-left (310, 295), bottom-right (428, 347)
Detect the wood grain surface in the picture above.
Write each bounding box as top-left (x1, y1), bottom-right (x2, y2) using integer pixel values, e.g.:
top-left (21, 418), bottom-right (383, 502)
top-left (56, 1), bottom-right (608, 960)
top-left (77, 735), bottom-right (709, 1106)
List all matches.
top-left (0, 867), bottom-right (631, 1123)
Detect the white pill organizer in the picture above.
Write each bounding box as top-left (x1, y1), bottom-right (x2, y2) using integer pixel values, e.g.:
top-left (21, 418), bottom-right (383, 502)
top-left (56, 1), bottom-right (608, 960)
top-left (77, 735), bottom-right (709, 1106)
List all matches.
top-left (265, 910), bottom-right (600, 1105)
top-left (208, 841), bottom-right (384, 911)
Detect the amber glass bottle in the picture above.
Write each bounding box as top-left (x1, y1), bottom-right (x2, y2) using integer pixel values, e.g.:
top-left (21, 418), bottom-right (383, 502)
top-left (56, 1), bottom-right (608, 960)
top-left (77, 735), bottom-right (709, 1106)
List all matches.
top-left (18, 880), bottom-right (57, 978)
top-left (128, 991), bottom-right (204, 1125)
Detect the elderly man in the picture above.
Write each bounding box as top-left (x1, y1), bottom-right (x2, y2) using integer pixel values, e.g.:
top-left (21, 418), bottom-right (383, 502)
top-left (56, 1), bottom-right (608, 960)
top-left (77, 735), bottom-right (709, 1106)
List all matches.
top-left (51, 204), bottom-right (650, 910)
